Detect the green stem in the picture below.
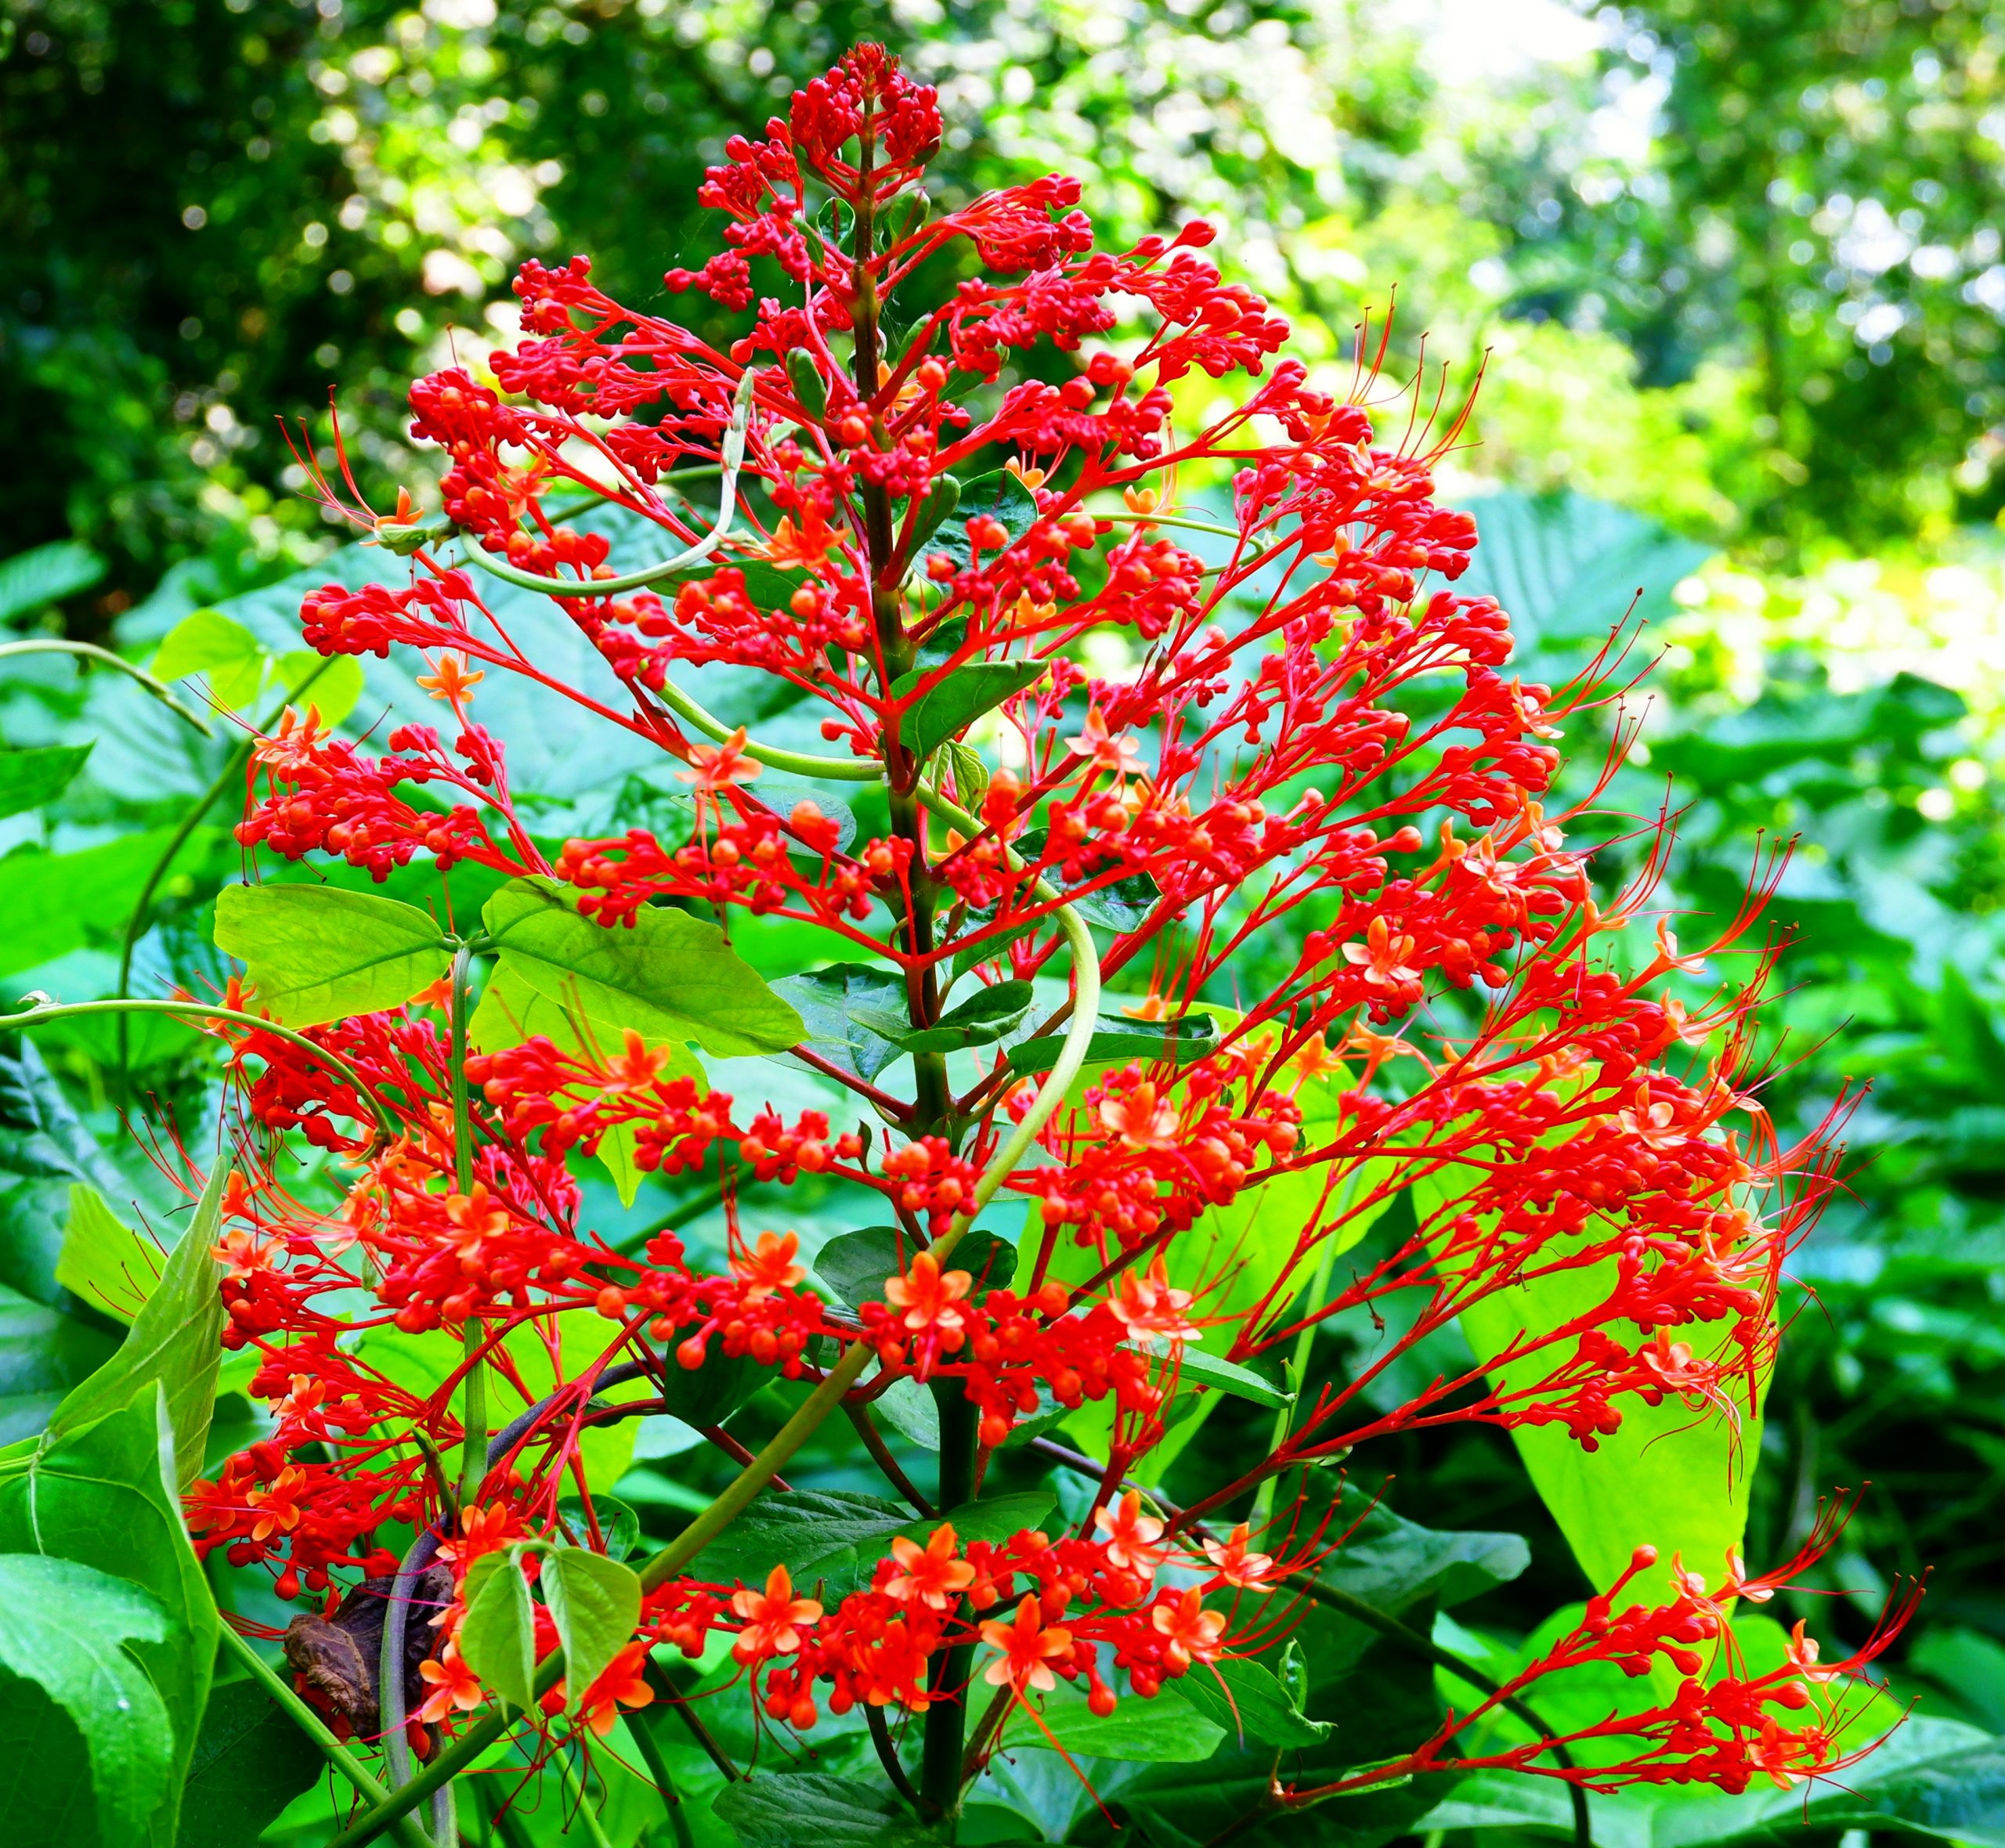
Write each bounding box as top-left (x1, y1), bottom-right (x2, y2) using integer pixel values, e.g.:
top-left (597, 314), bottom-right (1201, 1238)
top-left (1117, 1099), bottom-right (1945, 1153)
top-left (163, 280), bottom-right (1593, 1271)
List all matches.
top-left (448, 944), bottom-right (487, 1510)
top-left (627, 1709), bottom-right (698, 1848)
top-left (0, 637), bottom-right (215, 735)
top-left (215, 1625), bottom-right (435, 1848)
top-left (0, 998), bottom-right (399, 1139)
top-left (114, 656), bottom-right (336, 1080)
top-left (919, 1382), bottom-right (979, 1817)
top-left (461, 374), bottom-right (757, 597)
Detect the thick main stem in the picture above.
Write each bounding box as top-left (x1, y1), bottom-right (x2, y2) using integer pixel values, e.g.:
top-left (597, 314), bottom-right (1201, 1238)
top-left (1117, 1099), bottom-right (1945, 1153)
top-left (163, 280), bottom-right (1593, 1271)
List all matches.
top-left (919, 1382), bottom-right (980, 1819)
top-left (448, 944), bottom-right (487, 1510)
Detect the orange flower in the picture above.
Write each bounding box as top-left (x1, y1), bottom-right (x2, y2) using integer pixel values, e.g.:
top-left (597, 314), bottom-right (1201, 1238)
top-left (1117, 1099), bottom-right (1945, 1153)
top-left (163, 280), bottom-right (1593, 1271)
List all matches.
top-left (416, 651), bottom-right (486, 705)
top-left (731, 1564), bottom-right (823, 1662)
top-left (1065, 702), bottom-right (1146, 779)
top-left (979, 1594), bottom-right (1073, 1692)
top-left (443, 1183), bottom-right (510, 1262)
top-left (1288, 1031), bottom-right (1349, 1086)
top-left (883, 1523), bottom-right (975, 1612)
top-left (576, 1640), bottom-right (656, 1736)
top-left (1341, 915), bottom-right (1418, 991)
top-left (246, 1466), bottom-right (307, 1541)
top-left (760, 512), bottom-right (837, 570)
top-left (1151, 1586), bottom-right (1228, 1673)
top-left (676, 725), bottom-right (763, 795)
top-left (1093, 1490), bottom-right (1168, 1575)
top-left (1105, 1254), bottom-right (1201, 1343)
top-left (1201, 1522), bottom-right (1277, 1591)
top-left (416, 1645), bottom-right (486, 1723)
top-left (1098, 1081), bottom-right (1179, 1153)
top-left (597, 1028), bottom-right (676, 1099)
top-left (883, 1251), bottom-right (974, 1341)
top-left (732, 1229), bottom-right (806, 1303)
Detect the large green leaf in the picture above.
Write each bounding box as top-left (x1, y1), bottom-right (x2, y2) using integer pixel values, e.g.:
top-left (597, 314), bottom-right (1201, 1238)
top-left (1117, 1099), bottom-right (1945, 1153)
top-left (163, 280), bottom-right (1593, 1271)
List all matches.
top-left (0, 1285), bottom-right (118, 1445)
top-left (1453, 490), bottom-right (1712, 649)
top-left (887, 659), bottom-right (1047, 761)
top-left (483, 877), bottom-right (803, 1057)
top-left (172, 1676), bottom-right (327, 1848)
top-left (213, 882), bottom-right (452, 1027)
top-left (541, 1546), bottom-right (641, 1705)
top-left (852, 976), bottom-right (1032, 1054)
top-left (927, 470), bottom-right (1039, 572)
top-left (0, 825), bottom-right (229, 980)
top-left (0, 1386), bottom-right (220, 1843)
top-left (1168, 1645), bottom-right (1331, 1748)
top-left (460, 1553), bottom-right (538, 1713)
top-left (1000, 1679), bottom-right (1226, 1762)
top-left (771, 962), bottom-right (909, 1081)
top-left (714, 1771), bottom-right (945, 1848)
top-left (0, 1552), bottom-right (175, 1848)
top-left (0, 742), bottom-right (93, 820)
top-left (51, 1160), bottom-right (229, 1488)
top-left (813, 1223), bottom-right (1019, 1312)
top-left (152, 608), bottom-right (266, 711)
top-left (55, 1184), bottom-right (157, 1324)
top-left (691, 1488), bottom-right (1056, 1603)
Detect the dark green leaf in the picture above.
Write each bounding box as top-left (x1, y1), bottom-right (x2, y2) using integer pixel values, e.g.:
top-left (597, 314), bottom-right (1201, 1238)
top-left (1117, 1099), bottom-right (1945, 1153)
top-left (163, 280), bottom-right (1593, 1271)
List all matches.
top-left (0, 825), bottom-right (229, 981)
top-left (888, 660), bottom-right (1046, 762)
top-left (1168, 1645), bottom-right (1331, 1747)
top-left (715, 1770), bottom-right (945, 1848)
top-left (1001, 1679), bottom-right (1225, 1761)
top-left (852, 978), bottom-right (1032, 1054)
top-left (0, 1285), bottom-right (117, 1446)
top-left (542, 1546), bottom-right (641, 1704)
top-left (0, 1385), bottom-right (219, 1839)
top-left (1013, 828), bottom-right (1164, 932)
top-left (927, 469), bottom-right (1039, 572)
top-left (172, 1675), bottom-right (327, 1848)
top-left (0, 1553), bottom-right (173, 1847)
top-left (484, 877), bottom-right (804, 1057)
top-left (814, 1225), bottom-right (1018, 1312)
top-left (1158, 1344), bottom-right (1292, 1409)
top-left (771, 962), bottom-right (908, 1082)
top-left (459, 1553), bottom-right (537, 1713)
top-left (649, 1347), bottom-right (768, 1429)
top-left (52, 1161), bottom-right (229, 1488)
top-left (692, 1488), bottom-right (1054, 1603)
top-left (213, 882), bottom-right (451, 1028)
top-left (0, 743), bottom-right (92, 820)
top-left (559, 1493), bottom-right (640, 1561)
top-left (1006, 1009), bottom-right (1218, 1075)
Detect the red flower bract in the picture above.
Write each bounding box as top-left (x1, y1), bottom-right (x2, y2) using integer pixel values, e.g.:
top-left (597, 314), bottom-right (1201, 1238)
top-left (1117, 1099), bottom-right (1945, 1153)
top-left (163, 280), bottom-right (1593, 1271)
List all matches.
top-left (193, 38), bottom-right (1904, 1829)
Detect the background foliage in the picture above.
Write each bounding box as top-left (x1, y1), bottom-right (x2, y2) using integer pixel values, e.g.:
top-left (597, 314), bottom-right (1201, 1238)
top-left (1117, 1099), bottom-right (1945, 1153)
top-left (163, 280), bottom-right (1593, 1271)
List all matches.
top-left (5, 0), bottom-right (2005, 1841)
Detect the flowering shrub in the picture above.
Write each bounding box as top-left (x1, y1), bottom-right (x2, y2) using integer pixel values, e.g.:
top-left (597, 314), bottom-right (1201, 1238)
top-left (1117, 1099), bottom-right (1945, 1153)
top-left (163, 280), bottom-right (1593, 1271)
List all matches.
top-left (75, 41), bottom-right (1913, 1848)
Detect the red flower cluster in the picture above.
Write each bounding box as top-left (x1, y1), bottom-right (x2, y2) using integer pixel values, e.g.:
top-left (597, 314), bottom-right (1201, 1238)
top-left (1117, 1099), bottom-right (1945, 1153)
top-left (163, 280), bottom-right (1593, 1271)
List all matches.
top-left (186, 42), bottom-right (1900, 1832)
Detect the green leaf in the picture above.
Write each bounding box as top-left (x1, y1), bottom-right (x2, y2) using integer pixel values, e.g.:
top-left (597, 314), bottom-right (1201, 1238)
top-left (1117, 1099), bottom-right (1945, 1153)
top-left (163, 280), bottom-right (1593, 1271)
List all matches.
top-left (213, 882), bottom-right (452, 1028)
top-left (470, 962), bottom-right (705, 1204)
top-left (1453, 491), bottom-right (1712, 649)
top-left (56, 1185), bottom-right (157, 1325)
top-left (1013, 829), bottom-right (1164, 933)
top-left (459, 1553), bottom-right (537, 1713)
top-left (714, 1770), bottom-right (945, 1848)
top-left (51, 1161), bottom-right (229, 1489)
top-left (814, 1225), bottom-right (1018, 1312)
top-left (541, 1546), bottom-right (641, 1705)
top-left (1168, 1646), bottom-right (1331, 1748)
top-left (771, 962), bottom-right (908, 1081)
top-left (483, 877), bottom-right (804, 1057)
top-left (853, 978), bottom-right (1032, 1054)
top-left (0, 540), bottom-right (107, 623)
top-left (0, 1284), bottom-right (119, 1445)
top-left (0, 742), bottom-right (92, 820)
top-left (0, 1385), bottom-right (220, 1842)
top-left (0, 825), bottom-right (229, 980)
top-left (559, 1493), bottom-right (640, 1561)
top-left (1002, 1678), bottom-right (1226, 1762)
top-left (0, 1553), bottom-right (174, 1847)
top-left (888, 659), bottom-right (1046, 761)
top-left (1006, 1009), bottom-right (1216, 1075)
top-left (927, 469), bottom-right (1039, 572)
top-left (692, 1488), bottom-right (1055, 1604)
top-left (172, 1676), bottom-right (327, 1848)
top-left (274, 649), bottom-right (366, 727)
top-left (152, 608), bottom-right (266, 710)
top-left (1156, 1344), bottom-right (1292, 1409)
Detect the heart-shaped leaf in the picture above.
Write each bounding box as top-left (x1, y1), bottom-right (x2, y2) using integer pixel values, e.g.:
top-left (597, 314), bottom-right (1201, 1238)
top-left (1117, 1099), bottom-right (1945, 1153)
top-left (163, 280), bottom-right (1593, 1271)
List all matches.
top-left (214, 883), bottom-right (452, 1028)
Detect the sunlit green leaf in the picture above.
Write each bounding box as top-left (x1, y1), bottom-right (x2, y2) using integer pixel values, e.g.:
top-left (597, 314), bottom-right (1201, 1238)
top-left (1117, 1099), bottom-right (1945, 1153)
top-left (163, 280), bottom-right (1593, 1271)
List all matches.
top-left (54, 1184), bottom-right (157, 1325)
top-left (0, 742), bottom-right (92, 820)
top-left (214, 882), bottom-right (452, 1027)
top-left (459, 1552), bottom-right (538, 1713)
top-left (541, 1546), bottom-right (641, 1705)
